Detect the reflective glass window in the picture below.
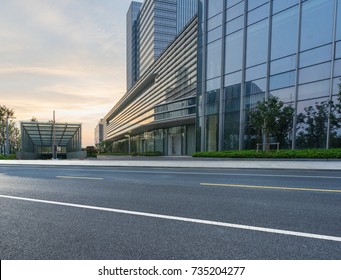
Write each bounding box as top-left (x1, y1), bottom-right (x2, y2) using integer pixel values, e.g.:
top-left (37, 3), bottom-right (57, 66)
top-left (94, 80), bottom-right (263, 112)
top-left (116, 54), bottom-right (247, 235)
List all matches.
top-left (248, 0), bottom-right (268, 11)
top-left (272, 0), bottom-right (298, 14)
top-left (298, 80), bottom-right (330, 101)
top-left (244, 79), bottom-right (266, 107)
top-left (226, 16), bottom-right (244, 35)
top-left (300, 44), bottom-right (332, 68)
top-left (206, 77), bottom-right (220, 91)
top-left (206, 39), bottom-right (222, 80)
top-left (334, 59), bottom-right (341, 77)
top-left (299, 62), bottom-right (331, 84)
top-left (226, 2), bottom-right (244, 21)
top-left (336, 41), bottom-right (341, 59)
top-left (224, 84), bottom-right (241, 150)
top-left (270, 71), bottom-right (296, 90)
top-left (206, 114), bottom-right (219, 151)
top-left (332, 77), bottom-right (341, 95)
top-left (245, 63), bottom-right (267, 81)
top-left (224, 71), bottom-right (242, 87)
top-left (207, 26), bottom-right (222, 43)
top-left (226, 0), bottom-right (243, 8)
top-left (245, 78), bottom-right (266, 95)
top-left (296, 97), bottom-right (328, 149)
top-left (208, 0), bottom-right (223, 18)
top-left (247, 3), bottom-right (269, 26)
top-left (270, 87), bottom-right (295, 103)
top-left (300, 0), bottom-right (334, 51)
top-left (271, 55), bottom-right (296, 75)
top-left (207, 13), bottom-right (223, 30)
top-left (246, 19), bottom-right (268, 67)
top-left (225, 30), bottom-right (243, 74)
top-left (337, 0), bottom-right (341, 40)
top-left (271, 6), bottom-right (298, 60)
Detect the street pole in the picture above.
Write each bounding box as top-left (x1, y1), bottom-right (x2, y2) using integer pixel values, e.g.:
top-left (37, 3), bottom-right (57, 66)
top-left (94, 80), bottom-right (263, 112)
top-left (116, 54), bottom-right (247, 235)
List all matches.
top-left (52, 110), bottom-right (57, 159)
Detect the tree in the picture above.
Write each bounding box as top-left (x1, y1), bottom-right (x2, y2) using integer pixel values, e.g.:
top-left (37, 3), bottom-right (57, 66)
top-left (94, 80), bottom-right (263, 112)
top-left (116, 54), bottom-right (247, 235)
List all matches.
top-left (297, 81), bottom-right (341, 148)
top-left (0, 105), bottom-right (18, 154)
top-left (247, 96), bottom-right (294, 150)
top-left (30, 116), bottom-right (38, 122)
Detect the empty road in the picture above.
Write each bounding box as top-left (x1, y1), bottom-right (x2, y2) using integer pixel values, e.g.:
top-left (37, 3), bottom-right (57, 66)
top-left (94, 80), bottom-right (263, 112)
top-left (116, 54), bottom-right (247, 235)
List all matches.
top-left (0, 164), bottom-right (340, 259)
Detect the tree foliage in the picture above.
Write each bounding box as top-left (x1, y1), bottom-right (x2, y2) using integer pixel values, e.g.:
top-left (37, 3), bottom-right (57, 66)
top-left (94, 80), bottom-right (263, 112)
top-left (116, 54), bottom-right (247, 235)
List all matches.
top-left (247, 96), bottom-right (294, 149)
top-left (0, 105), bottom-right (20, 154)
top-left (297, 81), bottom-right (341, 148)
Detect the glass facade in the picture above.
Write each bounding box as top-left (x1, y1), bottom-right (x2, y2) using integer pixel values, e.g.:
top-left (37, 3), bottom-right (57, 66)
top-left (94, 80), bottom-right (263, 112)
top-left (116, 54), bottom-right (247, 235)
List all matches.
top-left (177, 0), bottom-right (198, 33)
top-left (126, 2), bottom-right (143, 91)
top-left (139, 0), bottom-right (177, 77)
top-left (198, 0), bottom-right (341, 151)
top-left (102, 17), bottom-right (198, 156)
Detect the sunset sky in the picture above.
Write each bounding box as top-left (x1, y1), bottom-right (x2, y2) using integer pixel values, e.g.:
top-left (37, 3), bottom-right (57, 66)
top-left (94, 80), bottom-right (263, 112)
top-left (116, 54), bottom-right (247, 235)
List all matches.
top-left (0, 0), bottom-right (137, 146)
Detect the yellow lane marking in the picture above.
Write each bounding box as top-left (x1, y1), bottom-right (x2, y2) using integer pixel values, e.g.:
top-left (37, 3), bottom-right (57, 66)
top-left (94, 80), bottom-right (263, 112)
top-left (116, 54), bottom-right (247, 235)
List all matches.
top-left (200, 183), bottom-right (341, 193)
top-left (56, 176), bottom-right (103, 180)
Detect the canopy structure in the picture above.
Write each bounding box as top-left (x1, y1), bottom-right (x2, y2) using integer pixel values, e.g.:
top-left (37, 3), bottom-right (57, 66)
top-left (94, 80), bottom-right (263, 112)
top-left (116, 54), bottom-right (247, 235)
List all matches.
top-left (19, 122), bottom-right (83, 159)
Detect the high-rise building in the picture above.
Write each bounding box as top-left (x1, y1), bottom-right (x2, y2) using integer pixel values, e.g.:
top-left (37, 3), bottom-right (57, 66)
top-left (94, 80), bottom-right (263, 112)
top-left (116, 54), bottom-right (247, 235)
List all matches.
top-left (126, 1), bottom-right (142, 91)
top-left (176, 0), bottom-right (197, 33)
top-left (126, 0), bottom-right (198, 90)
top-left (139, 0), bottom-right (177, 77)
top-left (197, 0), bottom-right (341, 151)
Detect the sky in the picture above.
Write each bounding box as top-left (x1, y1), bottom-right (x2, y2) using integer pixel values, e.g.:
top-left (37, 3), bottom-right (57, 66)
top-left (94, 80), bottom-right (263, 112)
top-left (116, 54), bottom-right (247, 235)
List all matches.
top-left (0, 0), bottom-right (138, 146)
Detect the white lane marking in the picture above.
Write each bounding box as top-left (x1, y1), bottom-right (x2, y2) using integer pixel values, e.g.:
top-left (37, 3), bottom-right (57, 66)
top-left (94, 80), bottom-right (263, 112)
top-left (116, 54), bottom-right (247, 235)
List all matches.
top-left (56, 176), bottom-right (103, 180)
top-left (1, 194), bottom-right (340, 243)
top-left (201, 183), bottom-right (341, 193)
top-left (2, 166), bottom-right (341, 179)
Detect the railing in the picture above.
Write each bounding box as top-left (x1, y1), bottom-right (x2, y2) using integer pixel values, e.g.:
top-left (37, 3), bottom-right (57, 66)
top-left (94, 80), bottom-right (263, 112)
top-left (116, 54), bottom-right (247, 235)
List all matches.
top-left (256, 142), bottom-right (280, 152)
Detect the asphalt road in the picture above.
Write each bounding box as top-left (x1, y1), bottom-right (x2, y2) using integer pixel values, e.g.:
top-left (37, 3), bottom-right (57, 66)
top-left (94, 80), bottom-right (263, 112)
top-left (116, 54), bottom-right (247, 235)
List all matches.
top-left (0, 164), bottom-right (340, 260)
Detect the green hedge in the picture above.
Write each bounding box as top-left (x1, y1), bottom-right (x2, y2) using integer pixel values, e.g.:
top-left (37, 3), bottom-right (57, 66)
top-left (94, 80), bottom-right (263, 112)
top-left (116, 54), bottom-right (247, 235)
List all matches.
top-left (192, 149), bottom-right (341, 159)
top-left (0, 154), bottom-right (16, 160)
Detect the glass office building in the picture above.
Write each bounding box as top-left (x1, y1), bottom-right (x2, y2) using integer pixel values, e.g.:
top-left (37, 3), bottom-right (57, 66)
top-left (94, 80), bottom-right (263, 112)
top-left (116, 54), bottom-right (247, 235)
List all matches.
top-left (127, 1), bottom-right (143, 91)
top-left (139, 0), bottom-right (178, 77)
top-left (197, 0), bottom-right (341, 151)
top-left (102, 17), bottom-right (198, 155)
top-left (177, 0), bottom-right (198, 33)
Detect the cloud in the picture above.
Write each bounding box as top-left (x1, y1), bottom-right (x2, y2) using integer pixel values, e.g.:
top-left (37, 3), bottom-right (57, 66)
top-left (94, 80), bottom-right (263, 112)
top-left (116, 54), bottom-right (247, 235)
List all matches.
top-left (0, 0), bottom-right (133, 145)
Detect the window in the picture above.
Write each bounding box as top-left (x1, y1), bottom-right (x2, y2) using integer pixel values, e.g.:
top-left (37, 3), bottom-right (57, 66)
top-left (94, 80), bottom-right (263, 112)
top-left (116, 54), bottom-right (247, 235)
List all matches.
top-left (299, 62), bottom-right (331, 84)
top-left (208, 0), bottom-right (223, 18)
top-left (298, 80), bottom-right (330, 101)
top-left (334, 59), bottom-right (341, 77)
top-left (271, 55), bottom-right (296, 75)
top-left (226, 2), bottom-right (244, 21)
top-left (271, 6), bottom-right (298, 60)
top-left (224, 71), bottom-right (242, 87)
top-left (245, 64), bottom-right (267, 81)
top-left (300, 44), bottom-right (332, 68)
top-left (226, 16), bottom-right (244, 35)
top-left (225, 30), bottom-right (243, 74)
top-left (270, 71), bottom-right (296, 90)
top-left (207, 13), bottom-right (223, 30)
top-left (272, 0), bottom-right (298, 14)
top-left (226, 0), bottom-right (243, 9)
top-left (270, 87), bottom-right (295, 103)
top-left (336, 41), bottom-right (341, 60)
top-left (206, 39), bottom-right (222, 80)
top-left (246, 19), bottom-right (268, 67)
top-left (248, 0), bottom-right (268, 11)
top-left (300, 0), bottom-right (334, 51)
top-left (247, 3), bottom-right (269, 25)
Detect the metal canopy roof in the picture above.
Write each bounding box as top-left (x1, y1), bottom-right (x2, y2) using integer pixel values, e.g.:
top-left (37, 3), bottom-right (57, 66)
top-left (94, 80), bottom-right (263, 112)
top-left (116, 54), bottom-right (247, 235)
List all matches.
top-left (21, 122), bottom-right (81, 147)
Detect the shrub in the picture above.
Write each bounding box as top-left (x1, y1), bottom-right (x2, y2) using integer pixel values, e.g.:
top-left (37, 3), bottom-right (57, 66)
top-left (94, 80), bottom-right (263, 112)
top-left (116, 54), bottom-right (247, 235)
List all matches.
top-left (192, 149), bottom-right (341, 159)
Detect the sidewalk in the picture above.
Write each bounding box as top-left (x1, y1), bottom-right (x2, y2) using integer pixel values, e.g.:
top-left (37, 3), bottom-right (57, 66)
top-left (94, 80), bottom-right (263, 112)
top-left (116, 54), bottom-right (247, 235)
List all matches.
top-left (1, 157), bottom-right (341, 170)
